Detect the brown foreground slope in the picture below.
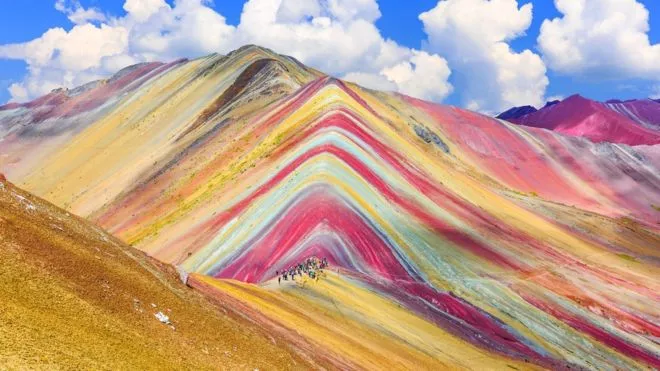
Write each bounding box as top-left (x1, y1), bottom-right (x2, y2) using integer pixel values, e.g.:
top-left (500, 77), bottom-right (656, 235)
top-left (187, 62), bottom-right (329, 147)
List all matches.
top-left (0, 175), bottom-right (317, 370)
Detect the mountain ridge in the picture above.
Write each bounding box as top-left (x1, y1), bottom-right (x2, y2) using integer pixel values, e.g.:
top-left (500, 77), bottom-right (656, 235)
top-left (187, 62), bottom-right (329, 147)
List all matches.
top-left (497, 95), bottom-right (660, 145)
top-left (0, 174), bottom-right (317, 369)
top-left (1, 45), bottom-right (659, 369)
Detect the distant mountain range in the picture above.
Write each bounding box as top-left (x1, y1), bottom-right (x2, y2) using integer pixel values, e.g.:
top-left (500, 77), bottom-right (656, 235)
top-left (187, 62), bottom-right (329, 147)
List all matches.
top-left (497, 95), bottom-right (660, 145)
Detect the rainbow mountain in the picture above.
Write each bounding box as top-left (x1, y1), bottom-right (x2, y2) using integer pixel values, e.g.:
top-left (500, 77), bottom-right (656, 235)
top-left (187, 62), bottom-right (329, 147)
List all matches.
top-left (1, 45), bottom-right (659, 369)
top-left (497, 95), bottom-right (660, 146)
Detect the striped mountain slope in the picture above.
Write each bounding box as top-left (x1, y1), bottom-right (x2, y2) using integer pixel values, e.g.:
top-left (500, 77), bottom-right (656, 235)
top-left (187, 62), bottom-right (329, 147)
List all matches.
top-left (1, 45), bottom-right (659, 369)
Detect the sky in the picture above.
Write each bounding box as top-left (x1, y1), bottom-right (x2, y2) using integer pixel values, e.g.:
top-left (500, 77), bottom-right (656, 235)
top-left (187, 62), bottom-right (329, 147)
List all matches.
top-left (0, 0), bottom-right (659, 114)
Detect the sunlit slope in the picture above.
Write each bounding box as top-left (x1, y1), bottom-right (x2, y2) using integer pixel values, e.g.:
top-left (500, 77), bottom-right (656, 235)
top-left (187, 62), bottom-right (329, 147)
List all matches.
top-left (2, 45), bottom-right (320, 215)
top-left (191, 272), bottom-right (545, 371)
top-left (0, 176), bottom-right (316, 369)
top-left (0, 59), bottom-right (187, 180)
top-left (1, 45), bottom-right (659, 369)
top-left (141, 78), bottom-right (658, 369)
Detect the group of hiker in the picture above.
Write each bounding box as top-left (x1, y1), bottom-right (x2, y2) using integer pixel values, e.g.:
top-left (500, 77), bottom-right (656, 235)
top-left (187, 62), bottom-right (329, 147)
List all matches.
top-left (277, 256), bottom-right (329, 284)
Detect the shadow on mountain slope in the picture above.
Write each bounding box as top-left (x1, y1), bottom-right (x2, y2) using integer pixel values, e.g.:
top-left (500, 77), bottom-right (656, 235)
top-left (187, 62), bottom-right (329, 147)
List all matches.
top-left (0, 175), bottom-right (320, 369)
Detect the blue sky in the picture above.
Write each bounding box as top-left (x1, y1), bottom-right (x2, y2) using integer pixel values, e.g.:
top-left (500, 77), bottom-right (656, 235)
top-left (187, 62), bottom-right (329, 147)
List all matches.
top-left (1, 0), bottom-right (659, 112)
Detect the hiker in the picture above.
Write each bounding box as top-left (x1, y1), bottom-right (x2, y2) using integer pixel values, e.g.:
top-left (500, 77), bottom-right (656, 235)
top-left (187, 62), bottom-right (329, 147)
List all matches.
top-left (277, 256), bottom-right (329, 285)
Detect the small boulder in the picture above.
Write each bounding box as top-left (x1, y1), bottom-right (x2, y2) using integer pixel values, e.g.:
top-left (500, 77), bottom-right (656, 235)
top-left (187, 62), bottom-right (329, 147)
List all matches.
top-left (154, 311), bottom-right (171, 325)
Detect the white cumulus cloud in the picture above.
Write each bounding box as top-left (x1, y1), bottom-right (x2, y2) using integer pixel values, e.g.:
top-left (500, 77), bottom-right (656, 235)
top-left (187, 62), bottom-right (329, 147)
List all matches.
top-left (126, 0), bottom-right (235, 61)
top-left (7, 83), bottom-right (29, 103)
top-left (381, 51), bottom-right (453, 102)
top-left (343, 50), bottom-right (454, 102)
top-left (123, 0), bottom-right (168, 22)
top-left (237, 0), bottom-right (452, 101)
top-left (0, 0), bottom-right (236, 101)
top-left (0, 0), bottom-right (453, 105)
top-left (538, 0), bottom-right (660, 80)
top-left (55, 0), bottom-right (107, 25)
top-left (0, 23), bottom-right (128, 99)
top-left (420, 0), bottom-right (548, 113)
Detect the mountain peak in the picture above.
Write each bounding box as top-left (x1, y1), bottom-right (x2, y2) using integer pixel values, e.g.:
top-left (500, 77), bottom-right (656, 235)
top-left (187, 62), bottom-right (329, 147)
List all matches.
top-left (543, 100), bottom-right (560, 108)
top-left (233, 44), bottom-right (275, 55)
top-left (1, 45), bottom-right (659, 370)
top-left (563, 93), bottom-right (590, 103)
top-left (496, 105), bottom-right (537, 120)
top-left (502, 92), bottom-right (660, 145)
top-left (0, 44), bottom-right (313, 112)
